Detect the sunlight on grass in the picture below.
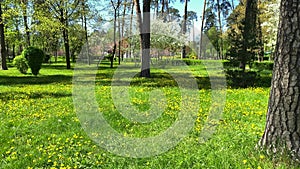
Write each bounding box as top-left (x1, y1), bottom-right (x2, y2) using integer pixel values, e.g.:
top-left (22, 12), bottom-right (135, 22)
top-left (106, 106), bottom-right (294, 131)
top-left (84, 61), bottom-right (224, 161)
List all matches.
top-left (0, 61), bottom-right (299, 168)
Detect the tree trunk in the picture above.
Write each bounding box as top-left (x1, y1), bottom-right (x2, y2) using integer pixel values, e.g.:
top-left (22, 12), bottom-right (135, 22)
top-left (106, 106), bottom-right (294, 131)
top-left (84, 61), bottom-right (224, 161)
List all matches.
top-left (0, 2), bottom-right (7, 70)
top-left (181, 0), bottom-right (188, 59)
top-left (257, 13), bottom-right (264, 62)
top-left (63, 27), bottom-right (71, 69)
top-left (161, 0), bottom-right (165, 14)
top-left (117, 4), bottom-right (121, 65)
top-left (121, 0), bottom-right (127, 61)
top-left (82, 0), bottom-right (90, 65)
top-left (259, 0), bottom-right (300, 159)
top-left (129, 0), bottom-right (134, 58)
top-left (199, 0), bottom-right (207, 59)
top-left (111, 0), bottom-right (121, 68)
top-left (61, 8), bottom-right (71, 69)
top-left (21, 0), bottom-right (30, 47)
top-left (241, 0), bottom-right (257, 71)
top-left (140, 0), bottom-right (150, 78)
top-left (216, 0), bottom-right (223, 59)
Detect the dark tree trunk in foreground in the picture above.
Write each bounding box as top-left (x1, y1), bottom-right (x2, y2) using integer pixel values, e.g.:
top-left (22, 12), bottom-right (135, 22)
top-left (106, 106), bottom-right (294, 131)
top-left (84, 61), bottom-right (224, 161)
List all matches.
top-left (0, 2), bottom-right (7, 70)
top-left (259, 0), bottom-right (300, 159)
top-left (140, 0), bottom-right (151, 78)
top-left (134, 0), bottom-right (151, 78)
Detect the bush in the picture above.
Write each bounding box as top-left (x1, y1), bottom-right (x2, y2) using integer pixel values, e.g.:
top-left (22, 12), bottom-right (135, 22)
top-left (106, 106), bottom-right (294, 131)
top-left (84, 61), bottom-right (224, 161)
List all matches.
top-left (182, 59), bottom-right (202, 65)
top-left (222, 60), bottom-right (240, 69)
top-left (252, 62), bottom-right (274, 71)
top-left (13, 55), bottom-right (28, 74)
top-left (23, 47), bottom-right (45, 75)
top-left (44, 54), bottom-right (51, 63)
top-left (226, 70), bottom-right (258, 88)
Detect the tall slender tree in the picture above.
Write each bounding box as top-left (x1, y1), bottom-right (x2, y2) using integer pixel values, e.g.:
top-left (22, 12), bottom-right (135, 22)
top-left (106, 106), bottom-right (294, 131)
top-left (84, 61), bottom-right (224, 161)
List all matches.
top-left (199, 0), bottom-right (207, 59)
top-left (259, 0), bottom-right (300, 160)
top-left (110, 0), bottom-right (121, 68)
top-left (20, 0), bottom-right (31, 47)
top-left (0, 1), bottom-right (7, 70)
top-left (241, 0), bottom-right (258, 70)
top-left (181, 0), bottom-right (188, 58)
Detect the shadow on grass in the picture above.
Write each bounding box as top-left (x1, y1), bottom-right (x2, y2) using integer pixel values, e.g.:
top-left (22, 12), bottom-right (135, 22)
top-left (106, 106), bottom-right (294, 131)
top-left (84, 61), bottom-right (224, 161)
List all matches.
top-left (93, 70), bottom-right (215, 90)
top-left (0, 75), bottom-right (73, 85)
top-left (42, 64), bottom-right (73, 70)
top-left (0, 91), bottom-right (72, 101)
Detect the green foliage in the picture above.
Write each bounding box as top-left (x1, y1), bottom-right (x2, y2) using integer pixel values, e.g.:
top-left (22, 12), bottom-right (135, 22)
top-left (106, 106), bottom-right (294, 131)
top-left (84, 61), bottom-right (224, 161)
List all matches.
top-left (252, 62), bottom-right (274, 71)
top-left (12, 55), bottom-right (28, 74)
top-left (187, 50), bottom-right (197, 59)
top-left (43, 54), bottom-right (51, 63)
top-left (222, 60), bottom-right (240, 69)
top-left (23, 47), bottom-right (45, 75)
top-left (226, 69), bottom-right (258, 88)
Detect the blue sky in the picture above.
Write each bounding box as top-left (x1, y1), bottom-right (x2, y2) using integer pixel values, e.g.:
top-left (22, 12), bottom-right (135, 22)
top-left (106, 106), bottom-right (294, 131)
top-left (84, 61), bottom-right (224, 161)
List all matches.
top-left (171, 0), bottom-right (240, 30)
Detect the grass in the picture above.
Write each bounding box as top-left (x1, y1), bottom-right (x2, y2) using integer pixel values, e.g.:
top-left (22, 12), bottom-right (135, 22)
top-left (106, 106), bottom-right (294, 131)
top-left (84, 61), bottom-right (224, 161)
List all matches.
top-left (0, 60), bottom-right (299, 168)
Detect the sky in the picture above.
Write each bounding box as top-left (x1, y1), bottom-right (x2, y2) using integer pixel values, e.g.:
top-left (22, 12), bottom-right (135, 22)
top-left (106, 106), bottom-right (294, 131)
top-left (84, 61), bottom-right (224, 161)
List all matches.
top-left (171, 0), bottom-right (241, 30)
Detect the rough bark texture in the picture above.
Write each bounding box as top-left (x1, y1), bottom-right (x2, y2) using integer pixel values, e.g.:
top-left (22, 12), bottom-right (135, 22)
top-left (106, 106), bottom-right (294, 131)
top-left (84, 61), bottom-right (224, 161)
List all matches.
top-left (259, 0), bottom-right (300, 159)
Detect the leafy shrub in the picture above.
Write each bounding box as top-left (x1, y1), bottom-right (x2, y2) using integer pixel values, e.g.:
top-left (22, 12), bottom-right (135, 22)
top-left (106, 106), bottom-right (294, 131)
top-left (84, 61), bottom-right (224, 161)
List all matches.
top-left (23, 47), bottom-right (45, 75)
top-left (13, 55), bottom-right (28, 74)
top-left (44, 54), bottom-right (51, 63)
top-left (182, 59), bottom-right (202, 65)
top-left (222, 60), bottom-right (240, 69)
top-left (226, 70), bottom-right (258, 88)
top-left (252, 62), bottom-right (274, 71)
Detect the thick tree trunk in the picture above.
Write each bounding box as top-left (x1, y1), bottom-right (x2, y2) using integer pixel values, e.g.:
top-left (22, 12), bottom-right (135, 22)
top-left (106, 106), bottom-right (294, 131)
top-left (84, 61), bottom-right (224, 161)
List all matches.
top-left (0, 2), bottom-right (7, 70)
top-left (259, 0), bottom-right (300, 159)
top-left (140, 0), bottom-right (150, 78)
top-left (181, 0), bottom-right (188, 59)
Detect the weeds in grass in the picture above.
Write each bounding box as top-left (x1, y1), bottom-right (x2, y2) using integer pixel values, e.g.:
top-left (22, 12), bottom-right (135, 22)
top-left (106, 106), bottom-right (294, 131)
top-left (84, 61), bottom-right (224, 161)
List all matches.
top-left (0, 61), bottom-right (299, 168)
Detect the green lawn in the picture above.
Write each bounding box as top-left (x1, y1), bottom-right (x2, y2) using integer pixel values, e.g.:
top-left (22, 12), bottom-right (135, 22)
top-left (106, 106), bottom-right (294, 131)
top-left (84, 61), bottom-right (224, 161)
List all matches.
top-left (0, 60), bottom-right (298, 168)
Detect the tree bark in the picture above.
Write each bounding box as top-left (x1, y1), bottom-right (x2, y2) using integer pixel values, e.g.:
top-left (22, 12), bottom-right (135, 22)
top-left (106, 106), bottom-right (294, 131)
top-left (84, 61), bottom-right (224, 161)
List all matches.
top-left (181, 0), bottom-right (188, 59)
top-left (199, 0), bottom-right (207, 59)
top-left (241, 0), bottom-right (257, 71)
top-left (111, 0), bottom-right (121, 68)
top-left (140, 0), bottom-right (151, 78)
top-left (21, 0), bottom-right (31, 47)
top-left (0, 2), bottom-right (7, 70)
top-left (60, 8), bottom-right (71, 69)
top-left (259, 0), bottom-right (300, 159)
top-left (216, 0), bottom-right (223, 59)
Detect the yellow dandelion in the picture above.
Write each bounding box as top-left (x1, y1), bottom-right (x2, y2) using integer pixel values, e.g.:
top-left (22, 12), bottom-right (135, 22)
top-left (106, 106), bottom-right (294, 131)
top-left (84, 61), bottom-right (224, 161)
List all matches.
top-left (243, 160), bottom-right (247, 164)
